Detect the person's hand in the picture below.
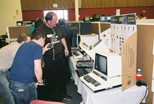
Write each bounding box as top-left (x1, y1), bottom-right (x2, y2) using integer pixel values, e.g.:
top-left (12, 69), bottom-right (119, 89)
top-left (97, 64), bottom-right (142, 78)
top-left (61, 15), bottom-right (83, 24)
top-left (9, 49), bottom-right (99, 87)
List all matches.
top-left (45, 43), bottom-right (51, 51)
top-left (35, 82), bottom-right (44, 88)
top-left (42, 61), bottom-right (45, 68)
top-left (65, 48), bottom-right (69, 56)
top-left (43, 43), bottom-right (51, 54)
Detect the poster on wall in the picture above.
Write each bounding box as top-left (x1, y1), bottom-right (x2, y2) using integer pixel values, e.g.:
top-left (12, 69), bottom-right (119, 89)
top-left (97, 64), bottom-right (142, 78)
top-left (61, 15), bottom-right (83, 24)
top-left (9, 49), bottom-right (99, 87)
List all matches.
top-left (111, 14), bottom-right (136, 55)
top-left (100, 28), bottom-right (111, 49)
top-left (111, 14), bottom-right (137, 91)
top-left (116, 9), bottom-right (120, 16)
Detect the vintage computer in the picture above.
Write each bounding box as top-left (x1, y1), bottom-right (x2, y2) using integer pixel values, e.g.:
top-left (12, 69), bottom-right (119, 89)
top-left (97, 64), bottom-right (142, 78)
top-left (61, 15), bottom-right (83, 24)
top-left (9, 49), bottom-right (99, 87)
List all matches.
top-left (79, 22), bottom-right (91, 35)
top-left (80, 52), bottom-right (122, 92)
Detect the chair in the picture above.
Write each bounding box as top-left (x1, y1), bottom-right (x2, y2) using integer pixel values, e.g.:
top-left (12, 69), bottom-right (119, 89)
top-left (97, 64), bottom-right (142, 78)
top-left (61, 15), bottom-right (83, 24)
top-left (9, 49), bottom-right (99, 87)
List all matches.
top-left (31, 100), bottom-right (65, 104)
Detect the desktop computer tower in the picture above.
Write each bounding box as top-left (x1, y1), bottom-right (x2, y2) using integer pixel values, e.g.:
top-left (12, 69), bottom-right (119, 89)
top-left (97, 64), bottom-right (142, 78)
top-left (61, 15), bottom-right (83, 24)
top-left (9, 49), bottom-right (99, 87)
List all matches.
top-left (80, 22), bottom-right (91, 35)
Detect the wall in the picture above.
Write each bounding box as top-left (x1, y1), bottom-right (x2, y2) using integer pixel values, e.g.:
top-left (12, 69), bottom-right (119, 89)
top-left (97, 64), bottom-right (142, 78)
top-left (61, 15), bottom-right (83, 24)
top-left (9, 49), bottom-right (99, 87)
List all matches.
top-left (20, 0), bottom-right (75, 10)
top-left (20, 0), bottom-right (154, 10)
top-left (0, 0), bottom-right (22, 35)
top-left (22, 6), bottom-right (154, 21)
top-left (78, 7), bottom-right (154, 20)
top-left (22, 11), bottom-right (44, 21)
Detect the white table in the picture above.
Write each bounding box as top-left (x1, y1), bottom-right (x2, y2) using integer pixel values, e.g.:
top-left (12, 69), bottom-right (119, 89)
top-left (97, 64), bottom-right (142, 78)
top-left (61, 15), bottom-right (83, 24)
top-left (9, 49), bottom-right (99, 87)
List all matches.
top-left (69, 56), bottom-right (147, 104)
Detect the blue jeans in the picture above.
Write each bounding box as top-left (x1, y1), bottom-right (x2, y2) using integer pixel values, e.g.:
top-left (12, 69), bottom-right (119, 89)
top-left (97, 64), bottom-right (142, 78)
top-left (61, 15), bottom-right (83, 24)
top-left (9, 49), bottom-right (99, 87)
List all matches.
top-left (9, 80), bottom-right (37, 104)
top-left (0, 71), bottom-right (15, 104)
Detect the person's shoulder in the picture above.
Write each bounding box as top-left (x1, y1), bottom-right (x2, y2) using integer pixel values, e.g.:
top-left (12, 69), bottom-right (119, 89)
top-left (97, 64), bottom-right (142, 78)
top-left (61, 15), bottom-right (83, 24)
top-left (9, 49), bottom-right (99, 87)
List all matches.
top-left (64, 26), bottom-right (73, 33)
top-left (12, 42), bottom-right (20, 47)
top-left (65, 26), bottom-right (71, 29)
top-left (31, 41), bottom-right (42, 48)
top-left (38, 23), bottom-right (51, 32)
top-left (34, 43), bottom-right (42, 51)
top-left (55, 24), bottom-right (62, 28)
top-left (29, 41), bottom-right (37, 46)
top-left (37, 23), bottom-right (46, 29)
top-left (30, 25), bottom-right (35, 28)
top-left (0, 42), bottom-right (20, 53)
top-left (54, 24), bottom-right (63, 32)
top-left (5, 42), bottom-right (20, 48)
top-left (25, 41), bottom-right (42, 50)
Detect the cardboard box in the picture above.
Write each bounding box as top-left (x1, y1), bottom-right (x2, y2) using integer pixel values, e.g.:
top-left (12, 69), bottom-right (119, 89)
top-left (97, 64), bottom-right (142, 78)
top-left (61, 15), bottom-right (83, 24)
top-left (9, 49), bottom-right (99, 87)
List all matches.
top-left (7, 25), bottom-right (30, 38)
top-left (137, 24), bottom-right (154, 104)
top-left (121, 32), bottom-right (137, 91)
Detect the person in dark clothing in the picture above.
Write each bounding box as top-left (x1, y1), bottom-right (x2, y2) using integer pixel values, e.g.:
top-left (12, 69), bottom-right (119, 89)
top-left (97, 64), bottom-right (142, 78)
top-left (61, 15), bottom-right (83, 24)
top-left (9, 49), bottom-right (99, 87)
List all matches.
top-left (38, 12), bottom-right (71, 102)
top-left (35, 18), bottom-right (44, 28)
top-left (29, 18), bottom-right (44, 35)
top-left (58, 18), bottom-right (73, 83)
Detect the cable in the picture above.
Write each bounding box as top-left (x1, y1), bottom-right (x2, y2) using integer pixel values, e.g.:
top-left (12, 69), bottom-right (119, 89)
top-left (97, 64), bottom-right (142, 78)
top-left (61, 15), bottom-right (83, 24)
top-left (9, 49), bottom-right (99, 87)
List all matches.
top-left (139, 82), bottom-right (148, 104)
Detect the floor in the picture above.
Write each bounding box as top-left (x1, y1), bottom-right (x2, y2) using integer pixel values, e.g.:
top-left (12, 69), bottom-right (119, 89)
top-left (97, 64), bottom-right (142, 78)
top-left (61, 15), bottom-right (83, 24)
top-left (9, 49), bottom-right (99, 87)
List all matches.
top-left (63, 79), bottom-right (83, 104)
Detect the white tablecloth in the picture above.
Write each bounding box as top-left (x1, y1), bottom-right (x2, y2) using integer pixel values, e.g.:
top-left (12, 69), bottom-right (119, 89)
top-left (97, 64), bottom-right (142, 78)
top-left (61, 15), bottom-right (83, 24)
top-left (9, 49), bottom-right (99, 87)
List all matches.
top-left (69, 56), bottom-right (147, 104)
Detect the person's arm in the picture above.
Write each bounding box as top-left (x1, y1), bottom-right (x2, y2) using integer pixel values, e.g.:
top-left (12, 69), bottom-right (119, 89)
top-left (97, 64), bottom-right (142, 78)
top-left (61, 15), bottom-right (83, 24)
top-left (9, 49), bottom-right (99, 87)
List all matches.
top-left (61, 38), bottom-right (69, 56)
top-left (34, 59), bottom-right (43, 85)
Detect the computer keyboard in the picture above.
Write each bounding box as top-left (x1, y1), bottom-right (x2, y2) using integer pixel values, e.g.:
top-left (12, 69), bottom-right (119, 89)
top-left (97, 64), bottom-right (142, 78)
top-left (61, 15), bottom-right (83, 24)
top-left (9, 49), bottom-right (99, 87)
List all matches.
top-left (76, 68), bottom-right (88, 77)
top-left (84, 75), bottom-right (101, 87)
top-left (72, 51), bottom-right (80, 56)
top-left (72, 51), bottom-right (83, 59)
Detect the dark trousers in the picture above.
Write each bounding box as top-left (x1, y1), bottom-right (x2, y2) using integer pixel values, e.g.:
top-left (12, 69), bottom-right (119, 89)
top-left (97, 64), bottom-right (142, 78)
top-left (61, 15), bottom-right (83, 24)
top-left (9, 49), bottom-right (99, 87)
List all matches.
top-left (0, 71), bottom-right (15, 104)
top-left (43, 53), bottom-right (67, 101)
top-left (63, 56), bottom-right (71, 84)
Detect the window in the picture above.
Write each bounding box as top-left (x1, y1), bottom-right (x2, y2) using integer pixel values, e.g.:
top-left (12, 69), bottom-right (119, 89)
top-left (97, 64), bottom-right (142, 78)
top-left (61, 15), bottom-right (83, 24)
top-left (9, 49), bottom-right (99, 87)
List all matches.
top-left (44, 10), bottom-right (68, 21)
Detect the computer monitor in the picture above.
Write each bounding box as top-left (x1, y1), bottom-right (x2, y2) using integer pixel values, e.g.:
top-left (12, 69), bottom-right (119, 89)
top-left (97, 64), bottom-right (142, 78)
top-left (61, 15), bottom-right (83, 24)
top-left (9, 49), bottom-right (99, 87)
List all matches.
top-left (94, 52), bottom-right (121, 78)
top-left (79, 22), bottom-right (91, 35)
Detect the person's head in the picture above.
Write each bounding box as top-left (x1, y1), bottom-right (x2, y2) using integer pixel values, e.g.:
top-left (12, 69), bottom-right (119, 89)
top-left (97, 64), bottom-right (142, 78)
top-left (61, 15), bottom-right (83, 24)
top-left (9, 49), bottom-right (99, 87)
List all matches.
top-left (35, 18), bottom-right (44, 28)
top-left (45, 12), bottom-right (58, 28)
top-left (31, 29), bottom-right (45, 47)
top-left (58, 18), bottom-right (66, 26)
top-left (17, 33), bottom-right (31, 45)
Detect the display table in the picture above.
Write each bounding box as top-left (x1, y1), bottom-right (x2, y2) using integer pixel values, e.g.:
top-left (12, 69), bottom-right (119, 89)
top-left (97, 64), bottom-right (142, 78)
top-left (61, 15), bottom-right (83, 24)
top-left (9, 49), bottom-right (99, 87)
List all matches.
top-left (69, 56), bottom-right (147, 104)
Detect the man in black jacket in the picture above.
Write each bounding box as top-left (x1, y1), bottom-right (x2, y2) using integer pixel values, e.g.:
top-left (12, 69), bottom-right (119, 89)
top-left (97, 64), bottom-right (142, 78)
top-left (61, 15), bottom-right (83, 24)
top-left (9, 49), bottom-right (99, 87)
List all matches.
top-left (38, 12), bottom-right (71, 102)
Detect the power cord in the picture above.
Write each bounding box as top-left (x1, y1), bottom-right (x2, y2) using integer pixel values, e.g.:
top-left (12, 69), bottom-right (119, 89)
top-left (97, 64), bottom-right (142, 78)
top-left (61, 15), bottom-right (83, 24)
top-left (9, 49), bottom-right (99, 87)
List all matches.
top-left (136, 81), bottom-right (148, 104)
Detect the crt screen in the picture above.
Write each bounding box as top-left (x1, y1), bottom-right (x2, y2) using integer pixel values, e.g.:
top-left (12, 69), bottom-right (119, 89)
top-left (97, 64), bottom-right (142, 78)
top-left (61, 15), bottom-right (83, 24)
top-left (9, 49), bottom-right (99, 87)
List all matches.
top-left (95, 53), bottom-right (107, 75)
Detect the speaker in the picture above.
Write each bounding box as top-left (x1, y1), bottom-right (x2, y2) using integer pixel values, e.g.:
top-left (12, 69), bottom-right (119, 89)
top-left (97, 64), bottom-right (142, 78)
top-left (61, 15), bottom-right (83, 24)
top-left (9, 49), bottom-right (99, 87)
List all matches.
top-left (80, 22), bottom-right (91, 35)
